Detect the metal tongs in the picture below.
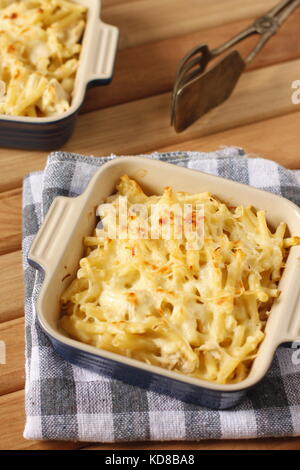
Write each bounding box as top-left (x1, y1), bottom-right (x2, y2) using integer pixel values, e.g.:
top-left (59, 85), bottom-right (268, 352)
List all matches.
top-left (171, 0), bottom-right (300, 132)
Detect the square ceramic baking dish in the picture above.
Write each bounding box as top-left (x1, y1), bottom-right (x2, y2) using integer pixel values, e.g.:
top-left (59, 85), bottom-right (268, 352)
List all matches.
top-left (0, 0), bottom-right (118, 150)
top-left (28, 157), bottom-right (300, 409)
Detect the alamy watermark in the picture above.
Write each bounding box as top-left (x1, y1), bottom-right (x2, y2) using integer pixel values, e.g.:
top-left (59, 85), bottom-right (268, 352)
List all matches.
top-left (291, 80), bottom-right (300, 104)
top-left (291, 342), bottom-right (300, 366)
top-left (96, 200), bottom-right (205, 250)
top-left (0, 340), bottom-right (6, 365)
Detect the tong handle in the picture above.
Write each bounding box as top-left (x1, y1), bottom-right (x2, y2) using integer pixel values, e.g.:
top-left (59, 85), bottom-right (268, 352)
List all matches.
top-left (211, 25), bottom-right (256, 58)
top-left (212, 0), bottom-right (300, 63)
top-left (246, 0), bottom-right (300, 63)
top-left (268, 0), bottom-right (300, 23)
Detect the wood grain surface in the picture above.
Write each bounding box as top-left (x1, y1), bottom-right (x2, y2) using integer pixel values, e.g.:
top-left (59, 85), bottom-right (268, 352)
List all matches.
top-left (0, 0), bottom-right (299, 451)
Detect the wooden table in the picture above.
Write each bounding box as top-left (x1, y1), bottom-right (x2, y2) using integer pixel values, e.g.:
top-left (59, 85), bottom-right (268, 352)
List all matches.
top-left (1, 0), bottom-right (300, 451)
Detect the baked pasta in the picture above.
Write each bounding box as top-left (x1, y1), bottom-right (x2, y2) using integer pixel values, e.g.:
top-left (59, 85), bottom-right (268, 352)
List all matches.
top-left (61, 176), bottom-right (300, 384)
top-left (0, 0), bottom-right (87, 117)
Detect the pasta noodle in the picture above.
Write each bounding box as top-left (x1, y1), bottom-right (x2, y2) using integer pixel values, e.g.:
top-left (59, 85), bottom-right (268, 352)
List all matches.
top-left (61, 176), bottom-right (300, 384)
top-left (0, 0), bottom-right (87, 117)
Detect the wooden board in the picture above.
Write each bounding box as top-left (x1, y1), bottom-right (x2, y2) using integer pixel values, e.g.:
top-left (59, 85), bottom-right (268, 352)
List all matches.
top-left (0, 58), bottom-right (299, 193)
top-left (159, 112), bottom-right (300, 169)
top-left (102, 0), bottom-right (280, 48)
top-left (0, 0), bottom-right (300, 451)
top-left (0, 252), bottom-right (23, 323)
top-left (0, 189), bottom-right (22, 256)
top-left (82, 9), bottom-right (300, 112)
top-left (0, 319), bottom-right (24, 395)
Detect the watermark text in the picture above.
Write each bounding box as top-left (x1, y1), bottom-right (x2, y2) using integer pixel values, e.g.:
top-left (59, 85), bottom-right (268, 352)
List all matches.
top-left (0, 340), bottom-right (6, 365)
top-left (291, 80), bottom-right (300, 104)
top-left (96, 201), bottom-right (205, 250)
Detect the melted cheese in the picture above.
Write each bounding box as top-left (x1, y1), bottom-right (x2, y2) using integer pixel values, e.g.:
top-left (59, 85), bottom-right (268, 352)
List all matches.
top-left (0, 0), bottom-right (86, 117)
top-left (61, 175), bottom-right (300, 384)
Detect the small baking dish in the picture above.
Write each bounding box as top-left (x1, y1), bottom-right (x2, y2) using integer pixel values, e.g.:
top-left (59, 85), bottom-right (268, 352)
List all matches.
top-left (0, 0), bottom-right (118, 150)
top-left (28, 157), bottom-right (300, 409)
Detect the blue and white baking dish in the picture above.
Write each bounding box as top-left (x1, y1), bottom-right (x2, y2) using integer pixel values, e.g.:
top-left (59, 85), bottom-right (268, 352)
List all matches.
top-left (28, 157), bottom-right (300, 409)
top-left (0, 0), bottom-right (118, 150)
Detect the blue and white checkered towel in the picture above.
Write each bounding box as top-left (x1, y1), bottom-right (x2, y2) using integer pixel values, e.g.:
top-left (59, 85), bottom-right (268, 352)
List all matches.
top-left (22, 147), bottom-right (300, 442)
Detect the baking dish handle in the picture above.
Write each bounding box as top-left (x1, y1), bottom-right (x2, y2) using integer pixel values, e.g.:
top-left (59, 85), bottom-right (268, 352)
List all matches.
top-left (275, 246), bottom-right (300, 345)
top-left (28, 196), bottom-right (79, 275)
top-left (88, 21), bottom-right (119, 84)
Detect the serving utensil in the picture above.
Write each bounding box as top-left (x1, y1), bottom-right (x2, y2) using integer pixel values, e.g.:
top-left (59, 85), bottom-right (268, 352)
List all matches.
top-left (171, 0), bottom-right (300, 132)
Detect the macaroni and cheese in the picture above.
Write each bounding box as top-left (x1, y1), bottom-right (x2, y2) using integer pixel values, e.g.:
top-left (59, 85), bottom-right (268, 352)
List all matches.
top-left (61, 176), bottom-right (300, 384)
top-left (0, 0), bottom-right (87, 117)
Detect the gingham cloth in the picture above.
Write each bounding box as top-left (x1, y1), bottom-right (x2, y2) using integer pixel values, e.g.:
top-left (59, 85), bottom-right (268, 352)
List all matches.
top-left (22, 148), bottom-right (300, 442)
